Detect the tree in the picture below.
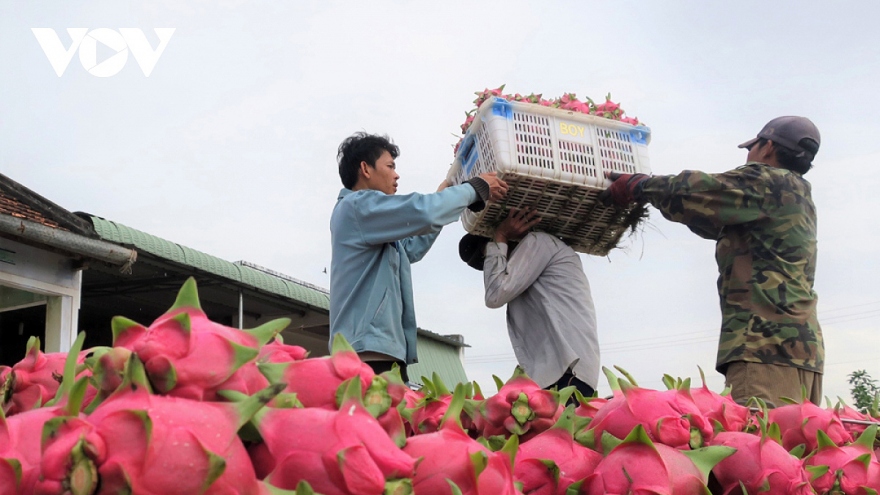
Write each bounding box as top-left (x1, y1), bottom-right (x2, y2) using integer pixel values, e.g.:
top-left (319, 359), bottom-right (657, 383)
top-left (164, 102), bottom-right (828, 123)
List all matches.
top-left (848, 369), bottom-right (879, 412)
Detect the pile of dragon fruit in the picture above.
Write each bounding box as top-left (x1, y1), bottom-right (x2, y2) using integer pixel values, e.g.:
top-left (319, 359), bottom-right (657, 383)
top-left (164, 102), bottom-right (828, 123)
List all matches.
top-left (454, 85), bottom-right (643, 156)
top-left (2, 278), bottom-right (879, 495)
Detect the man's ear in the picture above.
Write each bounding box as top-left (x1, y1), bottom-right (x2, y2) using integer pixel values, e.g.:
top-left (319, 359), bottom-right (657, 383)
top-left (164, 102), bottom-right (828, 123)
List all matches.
top-left (760, 141), bottom-right (779, 164)
top-left (359, 160), bottom-right (372, 180)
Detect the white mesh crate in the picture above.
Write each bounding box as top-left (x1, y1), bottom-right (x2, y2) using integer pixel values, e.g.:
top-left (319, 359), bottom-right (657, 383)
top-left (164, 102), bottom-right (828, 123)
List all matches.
top-left (448, 97), bottom-right (652, 256)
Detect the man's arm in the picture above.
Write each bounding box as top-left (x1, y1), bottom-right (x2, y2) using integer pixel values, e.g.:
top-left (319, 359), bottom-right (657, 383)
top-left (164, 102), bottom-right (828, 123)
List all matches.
top-left (638, 165), bottom-right (771, 236)
top-left (484, 234), bottom-right (554, 308)
top-left (483, 209), bottom-right (547, 308)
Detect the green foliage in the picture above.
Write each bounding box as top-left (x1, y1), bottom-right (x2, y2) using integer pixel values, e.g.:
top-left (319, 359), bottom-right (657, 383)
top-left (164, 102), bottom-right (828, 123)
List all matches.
top-left (848, 369), bottom-right (879, 412)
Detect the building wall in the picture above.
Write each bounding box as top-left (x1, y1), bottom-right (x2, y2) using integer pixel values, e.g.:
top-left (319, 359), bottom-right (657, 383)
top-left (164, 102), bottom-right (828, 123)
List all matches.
top-left (0, 236), bottom-right (81, 354)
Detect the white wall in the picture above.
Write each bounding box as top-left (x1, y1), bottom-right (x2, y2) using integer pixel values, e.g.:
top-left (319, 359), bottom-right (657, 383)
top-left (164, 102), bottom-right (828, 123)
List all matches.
top-left (0, 236), bottom-right (81, 352)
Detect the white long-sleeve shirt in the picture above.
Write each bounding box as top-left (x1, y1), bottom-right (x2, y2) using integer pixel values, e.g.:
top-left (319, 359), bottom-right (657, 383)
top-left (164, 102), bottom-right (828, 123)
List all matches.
top-left (483, 232), bottom-right (600, 389)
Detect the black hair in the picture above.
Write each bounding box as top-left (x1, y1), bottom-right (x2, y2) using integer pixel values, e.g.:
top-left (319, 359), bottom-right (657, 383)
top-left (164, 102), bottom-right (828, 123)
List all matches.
top-left (754, 138), bottom-right (815, 175)
top-left (336, 132), bottom-right (400, 189)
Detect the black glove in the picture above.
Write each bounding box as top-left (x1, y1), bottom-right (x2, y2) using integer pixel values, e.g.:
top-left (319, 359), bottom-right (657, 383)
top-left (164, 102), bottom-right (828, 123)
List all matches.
top-left (598, 173), bottom-right (649, 206)
top-left (466, 176), bottom-right (490, 212)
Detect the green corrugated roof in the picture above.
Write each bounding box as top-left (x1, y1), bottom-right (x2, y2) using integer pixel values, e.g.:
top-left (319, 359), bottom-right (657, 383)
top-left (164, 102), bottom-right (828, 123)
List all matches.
top-left (88, 216), bottom-right (330, 312)
top-left (409, 335), bottom-right (469, 388)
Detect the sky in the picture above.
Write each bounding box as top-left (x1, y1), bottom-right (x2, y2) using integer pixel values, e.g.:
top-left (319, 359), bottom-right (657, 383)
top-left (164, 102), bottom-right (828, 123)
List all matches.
top-left (1, 1), bottom-right (878, 402)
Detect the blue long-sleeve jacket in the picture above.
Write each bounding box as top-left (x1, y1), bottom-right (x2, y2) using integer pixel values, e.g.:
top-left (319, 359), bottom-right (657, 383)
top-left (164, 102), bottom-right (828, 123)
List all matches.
top-left (329, 184), bottom-right (477, 363)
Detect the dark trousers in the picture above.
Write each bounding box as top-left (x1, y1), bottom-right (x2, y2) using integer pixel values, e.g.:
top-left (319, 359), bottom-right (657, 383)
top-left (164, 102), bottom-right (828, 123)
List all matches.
top-left (366, 360), bottom-right (409, 383)
top-left (549, 370), bottom-right (595, 406)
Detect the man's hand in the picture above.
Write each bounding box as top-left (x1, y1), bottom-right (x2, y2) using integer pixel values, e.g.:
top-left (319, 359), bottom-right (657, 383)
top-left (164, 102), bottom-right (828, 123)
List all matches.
top-left (598, 172), bottom-right (649, 206)
top-left (495, 207), bottom-right (541, 243)
top-left (437, 179), bottom-right (450, 192)
top-left (478, 172), bottom-right (509, 202)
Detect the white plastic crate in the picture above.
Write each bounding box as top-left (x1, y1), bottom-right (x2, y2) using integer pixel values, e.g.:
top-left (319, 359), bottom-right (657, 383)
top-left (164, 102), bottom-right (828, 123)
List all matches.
top-left (447, 97), bottom-right (652, 256)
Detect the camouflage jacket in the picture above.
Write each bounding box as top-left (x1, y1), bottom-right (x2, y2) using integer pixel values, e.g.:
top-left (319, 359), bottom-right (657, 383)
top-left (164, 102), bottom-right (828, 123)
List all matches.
top-left (637, 162), bottom-right (824, 374)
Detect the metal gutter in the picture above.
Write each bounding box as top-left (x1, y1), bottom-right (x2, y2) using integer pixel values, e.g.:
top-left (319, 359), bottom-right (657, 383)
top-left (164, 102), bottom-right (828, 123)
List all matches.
top-left (0, 214), bottom-right (137, 272)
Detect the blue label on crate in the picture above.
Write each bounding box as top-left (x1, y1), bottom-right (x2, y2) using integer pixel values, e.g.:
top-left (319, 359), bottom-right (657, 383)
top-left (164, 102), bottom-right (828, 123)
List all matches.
top-left (458, 134), bottom-right (478, 175)
top-left (463, 146), bottom-right (479, 175)
top-left (629, 126), bottom-right (649, 145)
top-left (491, 97), bottom-right (513, 119)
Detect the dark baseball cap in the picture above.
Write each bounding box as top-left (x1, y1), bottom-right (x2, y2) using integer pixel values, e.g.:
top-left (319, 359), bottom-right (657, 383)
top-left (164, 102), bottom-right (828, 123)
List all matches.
top-left (459, 234), bottom-right (490, 271)
top-left (738, 116), bottom-right (820, 159)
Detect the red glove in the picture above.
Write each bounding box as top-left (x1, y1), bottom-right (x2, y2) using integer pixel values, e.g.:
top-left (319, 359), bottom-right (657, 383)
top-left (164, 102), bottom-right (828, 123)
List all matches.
top-left (599, 172), bottom-right (649, 206)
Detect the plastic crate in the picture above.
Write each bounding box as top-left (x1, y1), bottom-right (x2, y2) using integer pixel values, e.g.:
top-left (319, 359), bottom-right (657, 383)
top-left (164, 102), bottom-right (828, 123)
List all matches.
top-left (447, 97), bottom-right (652, 256)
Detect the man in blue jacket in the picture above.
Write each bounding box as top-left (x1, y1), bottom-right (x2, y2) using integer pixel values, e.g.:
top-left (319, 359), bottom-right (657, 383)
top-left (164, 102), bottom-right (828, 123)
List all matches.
top-left (330, 132), bottom-right (508, 381)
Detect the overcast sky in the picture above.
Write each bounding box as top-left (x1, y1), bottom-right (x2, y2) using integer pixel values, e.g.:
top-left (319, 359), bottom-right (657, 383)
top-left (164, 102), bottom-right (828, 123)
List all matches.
top-left (2, 1), bottom-right (878, 402)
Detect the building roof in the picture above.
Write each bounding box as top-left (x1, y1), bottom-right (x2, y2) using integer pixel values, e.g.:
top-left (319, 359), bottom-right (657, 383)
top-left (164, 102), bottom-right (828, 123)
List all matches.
top-left (0, 173), bottom-right (95, 235)
top-left (417, 328), bottom-right (469, 348)
top-left (408, 335), bottom-right (469, 388)
top-left (84, 215), bottom-right (330, 312)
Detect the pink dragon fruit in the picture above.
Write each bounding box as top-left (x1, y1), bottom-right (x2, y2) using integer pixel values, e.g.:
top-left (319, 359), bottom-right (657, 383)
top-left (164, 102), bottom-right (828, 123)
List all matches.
top-left (404, 372), bottom-right (454, 435)
top-left (593, 93), bottom-right (622, 119)
top-left (668, 369), bottom-right (750, 433)
top-left (709, 425), bottom-right (815, 495)
top-left (108, 277), bottom-right (290, 402)
top-left (805, 425), bottom-right (880, 495)
top-left (473, 85), bottom-right (506, 107)
top-left (403, 384), bottom-right (518, 495)
top-left (514, 406), bottom-right (603, 495)
top-left (358, 367), bottom-right (411, 447)
top-left (833, 397), bottom-right (879, 440)
top-left (247, 379), bottom-right (416, 495)
top-left (767, 398), bottom-right (852, 452)
top-left (214, 337), bottom-right (309, 397)
top-left (573, 391), bottom-right (609, 421)
top-left (258, 333), bottom-right (375, 409)
top-left (0, 333), bottom-right (89, 495)
top-left (0, 336), bottom-right (91, 416)
top-left (37, 353), bottom-right (283, 495)
top-left (468, 367), bottom-right (567, 443)
top-left (460, 110), bottom-right (476, 134)
top-left (584, 367), bottom-right (713, 449)
top-left (575, 424), bottom-right (734, 495)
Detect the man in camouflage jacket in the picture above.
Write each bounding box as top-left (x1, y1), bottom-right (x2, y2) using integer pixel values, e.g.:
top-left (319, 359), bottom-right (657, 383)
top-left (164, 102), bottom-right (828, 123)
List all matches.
top-left (601, 116), bottom-right (823, 406)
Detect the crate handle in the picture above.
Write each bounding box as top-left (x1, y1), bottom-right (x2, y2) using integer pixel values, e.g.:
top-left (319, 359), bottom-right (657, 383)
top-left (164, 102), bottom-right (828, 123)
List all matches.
top-left (459, 134), bottom-right (479, 175)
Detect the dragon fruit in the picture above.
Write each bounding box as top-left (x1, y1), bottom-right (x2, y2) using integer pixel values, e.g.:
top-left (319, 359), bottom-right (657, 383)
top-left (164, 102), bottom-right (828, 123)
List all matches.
top-left (473, 85), bottom-right (506, 107)
top-left (468, 367), bottom-right (568, 443)
top-left (215, 337), bottom-right (309, 397)
top-left (575, 424), bottom-right (734, 495)
top-left (709, 426), bottom-right (815, 495)
top-left (0, 336), bottom-right (91, 416)
top-left (804, 425), bottom-right (880, 495)
top-left (593, 93), bottom-right (623, 119)
top-left (403, 383), bottom-right (518, 495)
top-left (514, 406), bottom-right (603, 495)
top-left (404, 372), bottom-right (455, 435)
top-left (359, 368), bottom-right (411, 447)
top-left (833, 397), bottom-right (879, 440)
top-left (0, 333), bottom-right (89, 495)
top-left (258, 333), bottom-right (375, 409)
top-left (247, 378), bottom-right (416, 495)
top-left (573, 391), bottom-right (609, 421)
top-left (767, 398), bottom-right (852, 452)
top-left (584, 367), bottom-right (713, 449)
top-left (37, 353), bottom-right (283, 495)
top-left (666, 368), bottom-right (750, 433)
top-left (108, 277), bottom-right (290, 402)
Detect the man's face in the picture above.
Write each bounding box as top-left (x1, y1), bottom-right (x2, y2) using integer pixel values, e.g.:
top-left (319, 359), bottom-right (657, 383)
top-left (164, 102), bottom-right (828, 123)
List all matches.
top-left (747, 140), bottom-right (772, 163)
top-left (363, 150), bottom-right (399, 195)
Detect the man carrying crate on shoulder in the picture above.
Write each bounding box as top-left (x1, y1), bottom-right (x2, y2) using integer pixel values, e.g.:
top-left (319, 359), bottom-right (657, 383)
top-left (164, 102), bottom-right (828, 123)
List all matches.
top-left (330, 132), bottom-right (508, 382)
top-left (600, 116), bottom-right (823, 407)
top-left (459, 208), bottom-right (600, 401)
